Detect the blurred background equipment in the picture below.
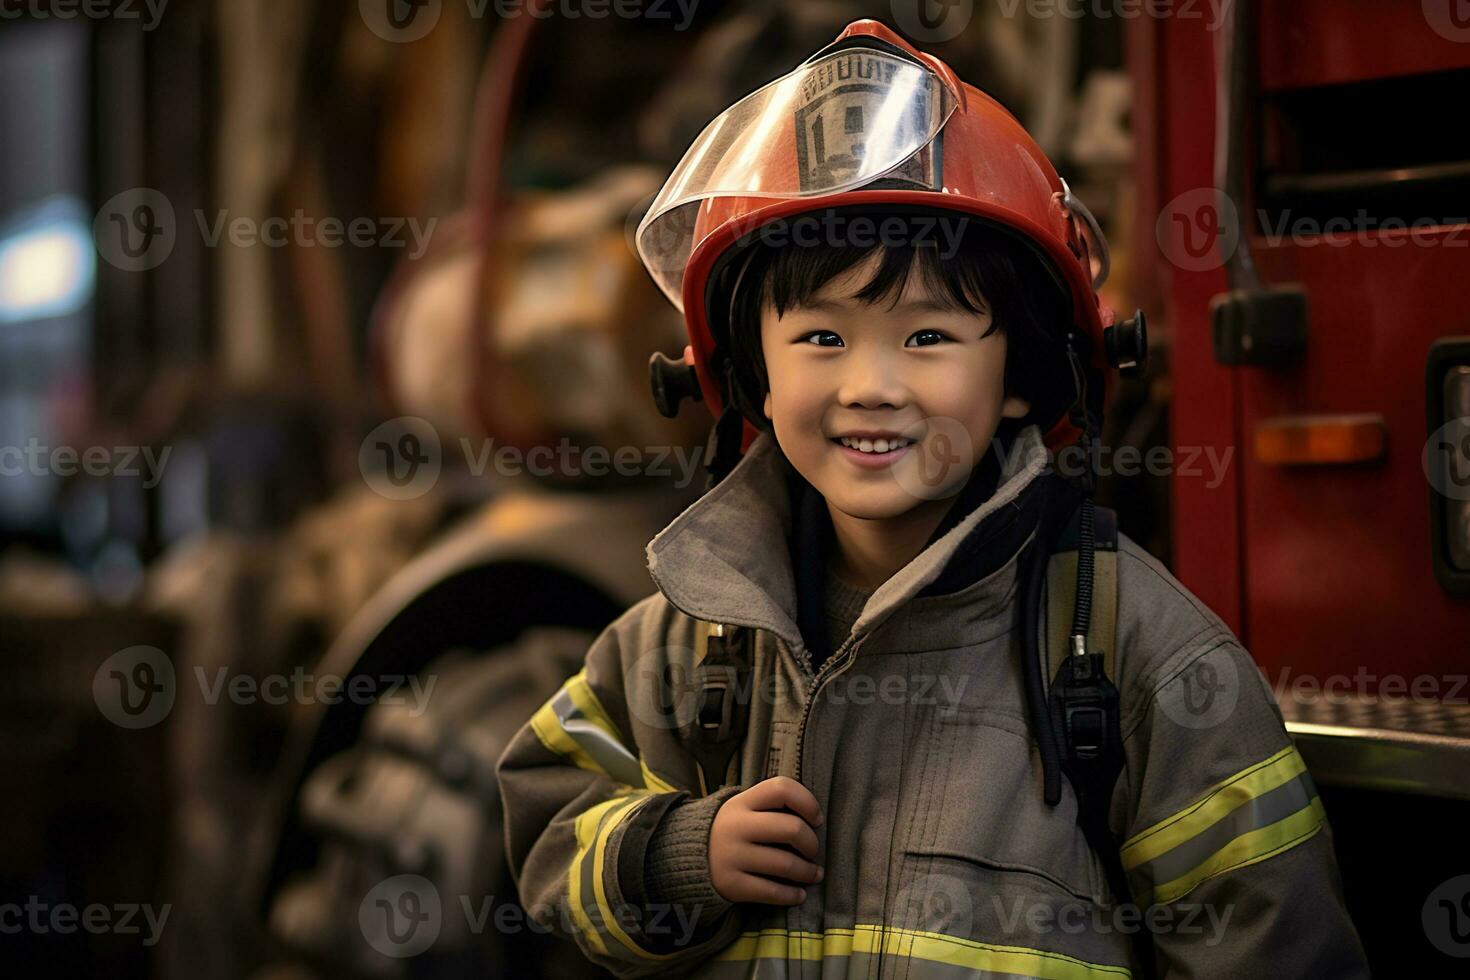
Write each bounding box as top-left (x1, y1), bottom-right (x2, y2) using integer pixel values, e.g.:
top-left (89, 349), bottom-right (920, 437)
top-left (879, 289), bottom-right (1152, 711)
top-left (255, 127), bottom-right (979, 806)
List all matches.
top-left (10, 0), bottom-right (1466, 977)
top-left (1, 1), bottom-right (1141, 976)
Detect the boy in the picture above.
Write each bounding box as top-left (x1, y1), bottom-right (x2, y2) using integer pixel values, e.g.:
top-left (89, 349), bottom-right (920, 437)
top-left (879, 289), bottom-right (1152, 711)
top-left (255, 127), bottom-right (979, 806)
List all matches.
top-left (497, 20), bottom-right (1368, 978)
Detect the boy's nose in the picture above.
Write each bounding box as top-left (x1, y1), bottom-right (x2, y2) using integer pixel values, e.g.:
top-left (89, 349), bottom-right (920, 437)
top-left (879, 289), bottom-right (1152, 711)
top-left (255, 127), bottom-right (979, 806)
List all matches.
top-left (836, 350), bottom-right (910, 411)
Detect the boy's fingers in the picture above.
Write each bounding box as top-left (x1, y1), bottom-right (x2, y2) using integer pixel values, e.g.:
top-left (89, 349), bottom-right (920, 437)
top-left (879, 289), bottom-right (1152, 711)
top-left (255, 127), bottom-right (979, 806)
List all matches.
top-left (736, 842), bottom-right (824, 885)
top-left (745, 812), bottom-right (819, 859)
top-left (746, 777), bottom-right (824, 827)
top-left (741, 777), bottom-right (795, 810)
top-left (727, 870), bottom-right (807, 907)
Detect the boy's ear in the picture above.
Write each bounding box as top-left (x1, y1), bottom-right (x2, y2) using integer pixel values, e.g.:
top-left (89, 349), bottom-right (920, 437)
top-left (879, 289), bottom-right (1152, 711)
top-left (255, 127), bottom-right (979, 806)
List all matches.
top-left (1001, 394), bottom-right (1031, 419)
top-left (763, 391), bottom-right (772, 421)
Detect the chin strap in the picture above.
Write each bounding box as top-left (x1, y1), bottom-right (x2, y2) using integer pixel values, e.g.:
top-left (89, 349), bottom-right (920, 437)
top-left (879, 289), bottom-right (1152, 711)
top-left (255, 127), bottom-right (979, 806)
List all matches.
top-left (1064, 331), bottom-right (1104, 498)
top-left (701, 357), bottom-right (755, 490)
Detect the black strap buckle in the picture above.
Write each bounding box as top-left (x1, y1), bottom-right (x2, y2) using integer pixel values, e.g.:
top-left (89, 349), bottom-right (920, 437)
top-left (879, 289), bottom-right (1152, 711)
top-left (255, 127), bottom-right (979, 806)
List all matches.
top-left (1064, 700), bottom-right (1106, 760)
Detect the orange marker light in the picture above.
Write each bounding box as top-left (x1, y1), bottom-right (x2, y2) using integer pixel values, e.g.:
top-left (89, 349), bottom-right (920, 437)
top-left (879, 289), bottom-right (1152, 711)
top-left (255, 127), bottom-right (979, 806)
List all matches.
top-left (1254, 414), bottom-right (1388, 466)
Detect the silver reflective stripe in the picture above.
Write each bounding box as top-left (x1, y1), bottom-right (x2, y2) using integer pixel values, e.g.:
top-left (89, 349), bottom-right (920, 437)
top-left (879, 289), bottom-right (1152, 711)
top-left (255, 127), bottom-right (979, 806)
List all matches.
top-left (552, 688), bottom-right (644, 786)
top-left (1130, 769), bottom-right (1317, 892)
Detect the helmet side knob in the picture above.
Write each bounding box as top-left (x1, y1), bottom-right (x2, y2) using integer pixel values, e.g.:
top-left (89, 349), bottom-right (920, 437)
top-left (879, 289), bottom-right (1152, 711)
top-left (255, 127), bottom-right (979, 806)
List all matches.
top-left (649, 350), bottom-right (704, 418)
top-left (1105, 309), bottom-right (1149, 379)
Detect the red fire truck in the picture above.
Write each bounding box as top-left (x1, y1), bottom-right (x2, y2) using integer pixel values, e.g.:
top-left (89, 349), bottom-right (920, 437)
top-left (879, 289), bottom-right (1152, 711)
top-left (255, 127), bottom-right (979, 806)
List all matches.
top-left (1131, 0), bottom-right (1470, 966)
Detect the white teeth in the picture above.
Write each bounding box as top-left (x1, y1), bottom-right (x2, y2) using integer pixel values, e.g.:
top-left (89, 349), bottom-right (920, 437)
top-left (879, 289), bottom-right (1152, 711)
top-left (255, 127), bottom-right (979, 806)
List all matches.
top-left (838, 436), bottom-right (913, 454)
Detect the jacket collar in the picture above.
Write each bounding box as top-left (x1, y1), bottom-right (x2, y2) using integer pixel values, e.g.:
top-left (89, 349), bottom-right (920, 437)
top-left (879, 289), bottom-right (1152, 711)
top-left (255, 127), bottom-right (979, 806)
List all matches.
top-left (645, 424), bottom-right (1053, 656)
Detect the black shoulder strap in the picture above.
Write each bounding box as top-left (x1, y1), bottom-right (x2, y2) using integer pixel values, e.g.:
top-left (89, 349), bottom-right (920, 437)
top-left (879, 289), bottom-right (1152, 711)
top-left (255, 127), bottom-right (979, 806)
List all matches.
top-left (1043, 500), bottom-right (1157, 979)
top-left (680, 621), bottom-right (754, 796)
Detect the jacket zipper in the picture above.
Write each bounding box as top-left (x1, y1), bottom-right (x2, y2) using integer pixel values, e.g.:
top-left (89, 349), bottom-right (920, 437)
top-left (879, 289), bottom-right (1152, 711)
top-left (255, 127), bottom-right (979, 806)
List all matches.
top-left (791, 632), bottom-right (865, 784)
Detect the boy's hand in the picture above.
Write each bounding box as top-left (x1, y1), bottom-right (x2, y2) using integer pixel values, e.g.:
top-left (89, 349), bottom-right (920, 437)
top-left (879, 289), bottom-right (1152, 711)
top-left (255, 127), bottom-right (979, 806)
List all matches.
top-left (709, 776), bottom-right (825, 906)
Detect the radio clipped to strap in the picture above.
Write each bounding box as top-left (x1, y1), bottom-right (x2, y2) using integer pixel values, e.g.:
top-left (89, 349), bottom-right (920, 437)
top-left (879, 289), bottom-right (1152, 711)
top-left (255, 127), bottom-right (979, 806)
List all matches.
top-left (1045, 501), bottom-right (1120, 763)
top-left (680, 620), bottom-right (754, 796)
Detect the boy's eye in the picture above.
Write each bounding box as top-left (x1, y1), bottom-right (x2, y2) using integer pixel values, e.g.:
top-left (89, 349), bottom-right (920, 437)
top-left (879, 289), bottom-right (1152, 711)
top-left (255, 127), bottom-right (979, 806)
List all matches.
top-left (906, 329), bottom-right (951, 347)
top-left (800, 330), bottom-right (844, 347)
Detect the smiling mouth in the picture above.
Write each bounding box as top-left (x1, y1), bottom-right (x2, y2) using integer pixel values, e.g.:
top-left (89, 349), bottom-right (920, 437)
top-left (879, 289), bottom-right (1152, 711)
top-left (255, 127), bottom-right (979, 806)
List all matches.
top-left (830, 435), bottom-right (917, 455)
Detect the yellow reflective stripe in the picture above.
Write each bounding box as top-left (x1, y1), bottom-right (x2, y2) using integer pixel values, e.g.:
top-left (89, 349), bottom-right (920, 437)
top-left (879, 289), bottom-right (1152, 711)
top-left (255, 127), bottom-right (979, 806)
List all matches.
top-left (1122, 745), bottom-right (1305, 866)
top-left (639, 756), bottom-right (679, 794)
top-left (715, 925), bottom-right (1131, 979)
top-left (530, 668), bottom-right (642, 785)
top-left (530, 698), bottom-right (598, 773)
top-left (1148, 796), bottom-right (1326, 906)
top-left (569, 791), bottom-right (694, 962)
top-left (568, 795), bottom-right (638, 957)
top-left (563, 669), bottom-right (626, 744)
top-left (717, 927), bottom-right (828, 960)
top-left (591, 793), bottom-right (676, 960)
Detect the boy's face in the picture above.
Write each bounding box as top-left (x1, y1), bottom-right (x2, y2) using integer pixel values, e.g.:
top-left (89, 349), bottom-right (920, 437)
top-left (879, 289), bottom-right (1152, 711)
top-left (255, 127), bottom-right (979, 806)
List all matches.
top-left (760, 252), bottom-right (1030, 521)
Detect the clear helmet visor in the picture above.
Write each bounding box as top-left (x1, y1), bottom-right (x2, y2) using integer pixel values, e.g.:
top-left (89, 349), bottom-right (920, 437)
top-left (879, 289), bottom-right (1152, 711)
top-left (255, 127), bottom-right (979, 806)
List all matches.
top-left (636, 45), bottom-right (959, 312)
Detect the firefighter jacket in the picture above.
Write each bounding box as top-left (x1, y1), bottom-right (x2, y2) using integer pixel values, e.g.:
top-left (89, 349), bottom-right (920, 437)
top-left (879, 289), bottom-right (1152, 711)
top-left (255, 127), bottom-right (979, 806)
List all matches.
top-left (496, 423), bottom-right (1369, 979)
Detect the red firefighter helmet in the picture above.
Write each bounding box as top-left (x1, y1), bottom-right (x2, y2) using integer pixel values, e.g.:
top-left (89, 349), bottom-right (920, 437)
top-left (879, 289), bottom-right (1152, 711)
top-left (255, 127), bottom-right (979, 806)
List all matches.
top-left (637, 19), bottom-right (1145, 454)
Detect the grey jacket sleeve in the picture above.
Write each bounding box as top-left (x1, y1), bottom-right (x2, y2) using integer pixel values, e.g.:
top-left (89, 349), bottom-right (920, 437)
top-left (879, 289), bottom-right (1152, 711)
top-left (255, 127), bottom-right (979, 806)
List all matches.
top-left (495, 595), bottom-right (747, 978)
top-left (1116, 634), bottom-right (1370, 978)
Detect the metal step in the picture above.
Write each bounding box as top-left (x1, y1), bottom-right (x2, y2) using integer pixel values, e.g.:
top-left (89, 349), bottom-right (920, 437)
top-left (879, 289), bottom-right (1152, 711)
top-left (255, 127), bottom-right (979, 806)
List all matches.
top-left (1278, 692), bottom-right (1470, 800)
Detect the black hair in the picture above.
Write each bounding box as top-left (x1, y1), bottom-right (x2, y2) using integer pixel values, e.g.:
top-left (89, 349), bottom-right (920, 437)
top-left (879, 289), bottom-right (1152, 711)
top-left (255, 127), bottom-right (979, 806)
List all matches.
top-left (708, 207), bottom-right (1081, 438)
